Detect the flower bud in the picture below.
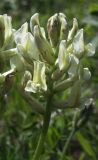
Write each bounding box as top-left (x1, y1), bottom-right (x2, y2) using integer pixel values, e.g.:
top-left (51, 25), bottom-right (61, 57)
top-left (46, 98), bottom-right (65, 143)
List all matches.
top-left (34, 25), bottom-right (55, 65)
top-left (30, 13), bottom-right (39, 34)
top-left (51, 68), bottom-right (64, 81)
top-left (53, 76), bottom-right (77, 92)
top-left (0, 48), bottom-right (17, 60)
top-left (47, 13), bottom-right (60, 47)
top-left (10, 54), bottom-right (25, 72)
top-left (85, 43), bottom-right (95, 57)
top-left (0, 14), bottom-right (13, 49)
top-left (72, 29), bottom-right (84, 58)
top-left (25, 61), bottom-right (47, 93)
top-left (47, 13), bottom-right (67, 47)
top-left (17, 32), bottom-right (39, 64)
top-left (59, 13), bottom-right (67, 40)
top-left (67, 18), bottom-right (78, 43)
top-left (58, 40), bottom-right (71, 71)
top-left (68, 55), bottom-right (79, 78)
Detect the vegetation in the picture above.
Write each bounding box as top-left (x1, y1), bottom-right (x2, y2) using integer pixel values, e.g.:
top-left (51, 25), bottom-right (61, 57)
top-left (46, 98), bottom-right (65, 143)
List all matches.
top-left (0, 0), bottom-right (98, 160)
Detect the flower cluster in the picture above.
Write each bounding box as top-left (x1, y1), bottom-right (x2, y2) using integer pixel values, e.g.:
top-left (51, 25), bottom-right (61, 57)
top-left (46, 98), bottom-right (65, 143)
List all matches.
top-left (0, 13), bottom-right (95, 104)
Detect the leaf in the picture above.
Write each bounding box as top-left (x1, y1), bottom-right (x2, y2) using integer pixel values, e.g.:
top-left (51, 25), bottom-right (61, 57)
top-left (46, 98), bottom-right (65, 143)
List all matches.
top-left (76, 131), bottom-right (97, 160)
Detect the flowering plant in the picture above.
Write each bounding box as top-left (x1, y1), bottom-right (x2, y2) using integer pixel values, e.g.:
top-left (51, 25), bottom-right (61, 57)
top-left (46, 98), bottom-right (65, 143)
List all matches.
top-left (0, 13), bottom-right (95, 160)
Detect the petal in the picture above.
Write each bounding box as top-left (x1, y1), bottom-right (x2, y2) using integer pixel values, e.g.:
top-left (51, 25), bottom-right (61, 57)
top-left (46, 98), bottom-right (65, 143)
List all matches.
top-left (25, 80), bottom-right (38, 93)
top-left (17, 32), bottom-right (39, 61)
top-left (58, 40), bottom-right (70, 71)
top-left (85, 43), bottom-right (95, 57)
top-left (30, 13), bottom-right (39, 33)
top-left (67, 18), bottom-right (78, 42)
top-left (73, 29), bottom-right (84, 58)
top-left (10, 54), bottom-right (25, 72)
top-left (59, 13), bottom-right (67, 40)
top-left (0, 48), bottom-right (17, 60)
top-left (0, 14), bottom-right (13, 48)
top-left (68, 55), bottom-right (79, 77)
top-left (25, 61), bottom-right (47, 93)
top-left (14, 22), bottom-right (28, 44)
top-left (34, 25), bottom-right (55, 64)
top-left (22, 70), bottom-right (32, 88)
top-left (4, 14), bottom-right (12, 42)
top-left (47, 13), bottom-right (60, 47)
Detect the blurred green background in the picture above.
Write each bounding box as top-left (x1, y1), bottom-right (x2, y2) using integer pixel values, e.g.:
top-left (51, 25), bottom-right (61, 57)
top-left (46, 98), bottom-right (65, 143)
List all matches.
top-left (0, 0), bottom-right (98, 160)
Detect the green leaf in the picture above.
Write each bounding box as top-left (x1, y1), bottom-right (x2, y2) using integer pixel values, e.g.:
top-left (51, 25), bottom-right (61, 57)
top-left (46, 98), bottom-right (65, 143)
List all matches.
top-left (76, 131), bottom-right (97, 160)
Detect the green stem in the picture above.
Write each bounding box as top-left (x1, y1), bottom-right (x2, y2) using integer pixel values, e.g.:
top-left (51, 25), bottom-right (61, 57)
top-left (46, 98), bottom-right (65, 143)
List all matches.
top-left (32, 94), bottom-right (52, 160)
top-left (60, 128), bottom-right (75, 160)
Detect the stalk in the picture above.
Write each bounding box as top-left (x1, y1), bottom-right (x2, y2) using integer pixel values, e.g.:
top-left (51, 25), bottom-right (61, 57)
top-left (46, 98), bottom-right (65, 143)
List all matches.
top-left (60, 128), bottom-right (75, 160)
top-left (32, 93), bottom-right (53, 160)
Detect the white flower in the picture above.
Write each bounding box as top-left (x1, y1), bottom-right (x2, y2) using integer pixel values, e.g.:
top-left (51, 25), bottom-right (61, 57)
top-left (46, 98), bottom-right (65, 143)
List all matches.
top-left (0, 14), bottom-right (13, 49)
top-left (17, 32), bottom-right (40, 62)
top-left (85, 43), bottom-right (95, 57)
top-left (25, 61), bottom-right (47, 93)
top-left (10, 53), bottom-right (25, 72)
top-left (30, 13), bottom-right (39, 33)
top-left (73, 29), bottom-right (84, 58)
top-left (14, 22), bottom-right (28, 44)
top-left (67, 18), bottom-right (78, 42)
top-left (68, 54), bottom-right (79, 77)
top-left (58, 40), bottom-right (71, 71)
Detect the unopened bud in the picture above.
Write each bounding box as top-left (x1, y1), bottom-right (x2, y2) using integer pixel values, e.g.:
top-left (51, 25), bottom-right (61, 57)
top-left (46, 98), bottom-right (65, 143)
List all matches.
top-left (73, 29), bottom-right (84, 58)
top-left (47, 13), bottom-right (60, 47)
top-left (0, 48), bottom-right (17, 60)
top-left (0, 14), bottom-right (13, 49)
top-left (58, 40), bottom-right (71, 71)
top-left (30, 13), bottom-right (39, 34)
top-left (68, 55), bottom-right (79, 78)
top-left (85, 43), bottom-right (95, 57)
top-left (67, 18), bottom-right (78, 43)
top-left (34, 25), bottom-right (55, 65)
top-left (59, 13), bottom-right (67, 40)
top-left (10, 54), bottom-right (25, 72)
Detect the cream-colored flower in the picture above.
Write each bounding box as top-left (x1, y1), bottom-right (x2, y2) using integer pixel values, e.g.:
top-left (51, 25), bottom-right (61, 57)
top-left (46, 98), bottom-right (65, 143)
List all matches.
top-left (58, 40), bottom-right (71, 71)
top-left (30, 13), bottom-right (39, 34)
top-left (17, 32), bottom-right (40, 63)
top-left (25, 61), bottom-right (47, 93)
top-left (14, 22), bottom-right (28, 44)
top-left (67, 18), bottom-right (78, 42)
top-left (0, 14), bottom-right (13, 49)
top-left (73, 29), bottom-right (84, 58)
